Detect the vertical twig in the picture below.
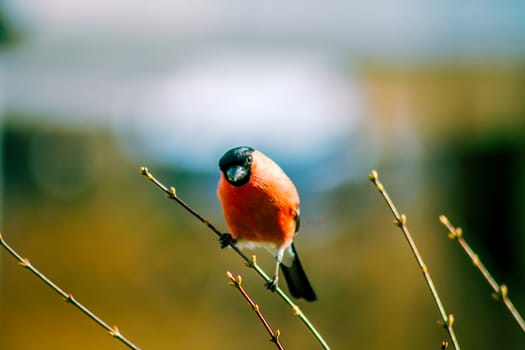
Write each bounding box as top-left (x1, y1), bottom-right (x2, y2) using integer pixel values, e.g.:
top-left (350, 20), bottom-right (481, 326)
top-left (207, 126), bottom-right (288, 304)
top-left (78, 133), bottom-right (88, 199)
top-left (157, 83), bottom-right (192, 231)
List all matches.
top-left (0, 233), bottom-right (140, 350)
top-left (368, 170), bottom-right (461, 349)
top-left (440, 215), bottom-right (525, 334)
top-left (227, 271), bottom-right (285, 350)
top-left (140, 166), bottom-right (330, 350)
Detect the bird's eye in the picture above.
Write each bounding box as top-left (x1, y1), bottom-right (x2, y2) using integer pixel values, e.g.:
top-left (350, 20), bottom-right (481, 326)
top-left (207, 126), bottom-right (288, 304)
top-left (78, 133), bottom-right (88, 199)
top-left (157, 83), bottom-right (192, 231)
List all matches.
top-left (246, 155), bottom-right (253, 164)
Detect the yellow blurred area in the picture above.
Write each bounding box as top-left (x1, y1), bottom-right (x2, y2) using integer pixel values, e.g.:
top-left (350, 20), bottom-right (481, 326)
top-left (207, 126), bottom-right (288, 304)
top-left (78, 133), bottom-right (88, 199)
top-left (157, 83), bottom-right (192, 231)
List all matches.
top-left (364, 64), bottom-right (525, 141)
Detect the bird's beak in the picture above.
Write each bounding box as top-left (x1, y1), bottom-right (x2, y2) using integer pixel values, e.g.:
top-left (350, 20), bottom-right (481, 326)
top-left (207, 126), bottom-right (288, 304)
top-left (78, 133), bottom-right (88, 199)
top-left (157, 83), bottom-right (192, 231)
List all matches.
top-left (226, 165), bottom-right (248, 183)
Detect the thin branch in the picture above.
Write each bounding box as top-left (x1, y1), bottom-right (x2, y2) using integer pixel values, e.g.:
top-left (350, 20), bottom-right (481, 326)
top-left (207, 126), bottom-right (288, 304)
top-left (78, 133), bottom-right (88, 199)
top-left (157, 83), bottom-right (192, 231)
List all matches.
top-left (140, 166), bottom-right (330, 350)
top-left (0, 232), bottom-right (140, 350)
top-left (440, 215), bottom-right (525, 334)
top-left (368, 170), bottom-right (461, 350)
top-left (227, 271), bottom-right (285, 350)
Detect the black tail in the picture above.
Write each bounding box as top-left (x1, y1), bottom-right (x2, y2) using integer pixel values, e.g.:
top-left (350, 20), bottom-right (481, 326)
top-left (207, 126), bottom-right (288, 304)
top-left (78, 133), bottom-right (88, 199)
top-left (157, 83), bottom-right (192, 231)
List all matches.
top-left (280, 243), bottom-right (317, 302)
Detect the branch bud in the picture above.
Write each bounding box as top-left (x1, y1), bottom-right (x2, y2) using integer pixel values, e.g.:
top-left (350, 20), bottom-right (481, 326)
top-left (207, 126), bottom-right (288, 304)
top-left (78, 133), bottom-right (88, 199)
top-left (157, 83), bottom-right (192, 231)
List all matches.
top-left (499, 284), bottom-right (508, 299)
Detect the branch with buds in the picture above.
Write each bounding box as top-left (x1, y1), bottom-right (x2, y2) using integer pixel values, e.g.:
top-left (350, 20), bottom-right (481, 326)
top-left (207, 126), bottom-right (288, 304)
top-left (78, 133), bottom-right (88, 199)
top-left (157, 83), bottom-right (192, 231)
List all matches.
top-left (440, 215), bottom-right (525, 334)
top-left (0, 232), bottom-right (140, 350)
top-left (368, 170), bottom-right (461, 350)
top-left (227, 271), bottom-right (285, 349)
top-left (140, 166), bottom-right (330, 350)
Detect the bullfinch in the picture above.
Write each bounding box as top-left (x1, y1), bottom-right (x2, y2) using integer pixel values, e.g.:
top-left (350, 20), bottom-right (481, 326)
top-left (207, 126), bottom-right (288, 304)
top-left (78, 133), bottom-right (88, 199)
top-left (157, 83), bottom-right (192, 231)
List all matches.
top-left (217, 146), bottom-right (317, 302)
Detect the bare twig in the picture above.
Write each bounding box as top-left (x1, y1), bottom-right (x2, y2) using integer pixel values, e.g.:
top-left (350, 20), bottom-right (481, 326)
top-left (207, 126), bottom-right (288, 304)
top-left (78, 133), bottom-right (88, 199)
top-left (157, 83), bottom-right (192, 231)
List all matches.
top-left (140, 166), bottom-right (330, 350)
top-left (0, 232), bottom-right (140, 350)
top-left (440, 215), bottom-right (525, 334)
top-left (227, 271), bottom-right (285, 350)
top-left (368, 170), bottom-right (461, 349)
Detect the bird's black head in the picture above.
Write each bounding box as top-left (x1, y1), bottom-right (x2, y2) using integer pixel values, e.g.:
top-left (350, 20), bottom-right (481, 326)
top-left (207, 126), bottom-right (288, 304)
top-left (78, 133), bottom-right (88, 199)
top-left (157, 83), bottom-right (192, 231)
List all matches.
top-left (219, 146), bottom-right (255, 187)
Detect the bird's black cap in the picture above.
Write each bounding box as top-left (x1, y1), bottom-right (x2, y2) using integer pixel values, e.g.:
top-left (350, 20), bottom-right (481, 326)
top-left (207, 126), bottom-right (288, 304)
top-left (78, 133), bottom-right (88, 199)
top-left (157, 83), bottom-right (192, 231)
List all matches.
top-left (219, 146), bottom-right (255, 186)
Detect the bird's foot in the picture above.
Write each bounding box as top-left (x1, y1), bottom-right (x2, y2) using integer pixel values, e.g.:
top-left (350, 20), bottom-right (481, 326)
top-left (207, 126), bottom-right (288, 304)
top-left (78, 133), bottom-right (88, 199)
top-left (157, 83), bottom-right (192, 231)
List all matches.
top-left (265, 277), bottom-right (278, 292)
top-left (219, 233), bottom-right (236, 249)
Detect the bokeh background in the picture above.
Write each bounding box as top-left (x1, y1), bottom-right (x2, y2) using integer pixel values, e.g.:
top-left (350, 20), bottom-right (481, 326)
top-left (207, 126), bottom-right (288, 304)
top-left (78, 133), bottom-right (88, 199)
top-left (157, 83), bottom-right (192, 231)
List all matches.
top-left (1, 1), bottom-right (525, 349)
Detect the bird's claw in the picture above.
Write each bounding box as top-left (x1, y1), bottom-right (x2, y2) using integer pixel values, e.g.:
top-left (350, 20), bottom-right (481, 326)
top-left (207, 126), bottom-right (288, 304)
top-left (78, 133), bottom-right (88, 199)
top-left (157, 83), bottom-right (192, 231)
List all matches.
top-left (265, 278), bottom-right (278, 292)
top-left (219, 233), bottom-right (236, 249)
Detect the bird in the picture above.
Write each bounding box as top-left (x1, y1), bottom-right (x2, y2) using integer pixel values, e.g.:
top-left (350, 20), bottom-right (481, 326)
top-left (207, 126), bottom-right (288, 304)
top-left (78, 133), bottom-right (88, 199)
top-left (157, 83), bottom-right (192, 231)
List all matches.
top-left (217, 146), bottom-right (317, 301)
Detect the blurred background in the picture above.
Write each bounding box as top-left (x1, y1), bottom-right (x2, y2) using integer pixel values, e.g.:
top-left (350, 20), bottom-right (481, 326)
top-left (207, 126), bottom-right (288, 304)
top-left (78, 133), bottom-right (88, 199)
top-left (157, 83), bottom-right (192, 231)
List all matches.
top-left (1, 1), bottom-right (525, 349)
